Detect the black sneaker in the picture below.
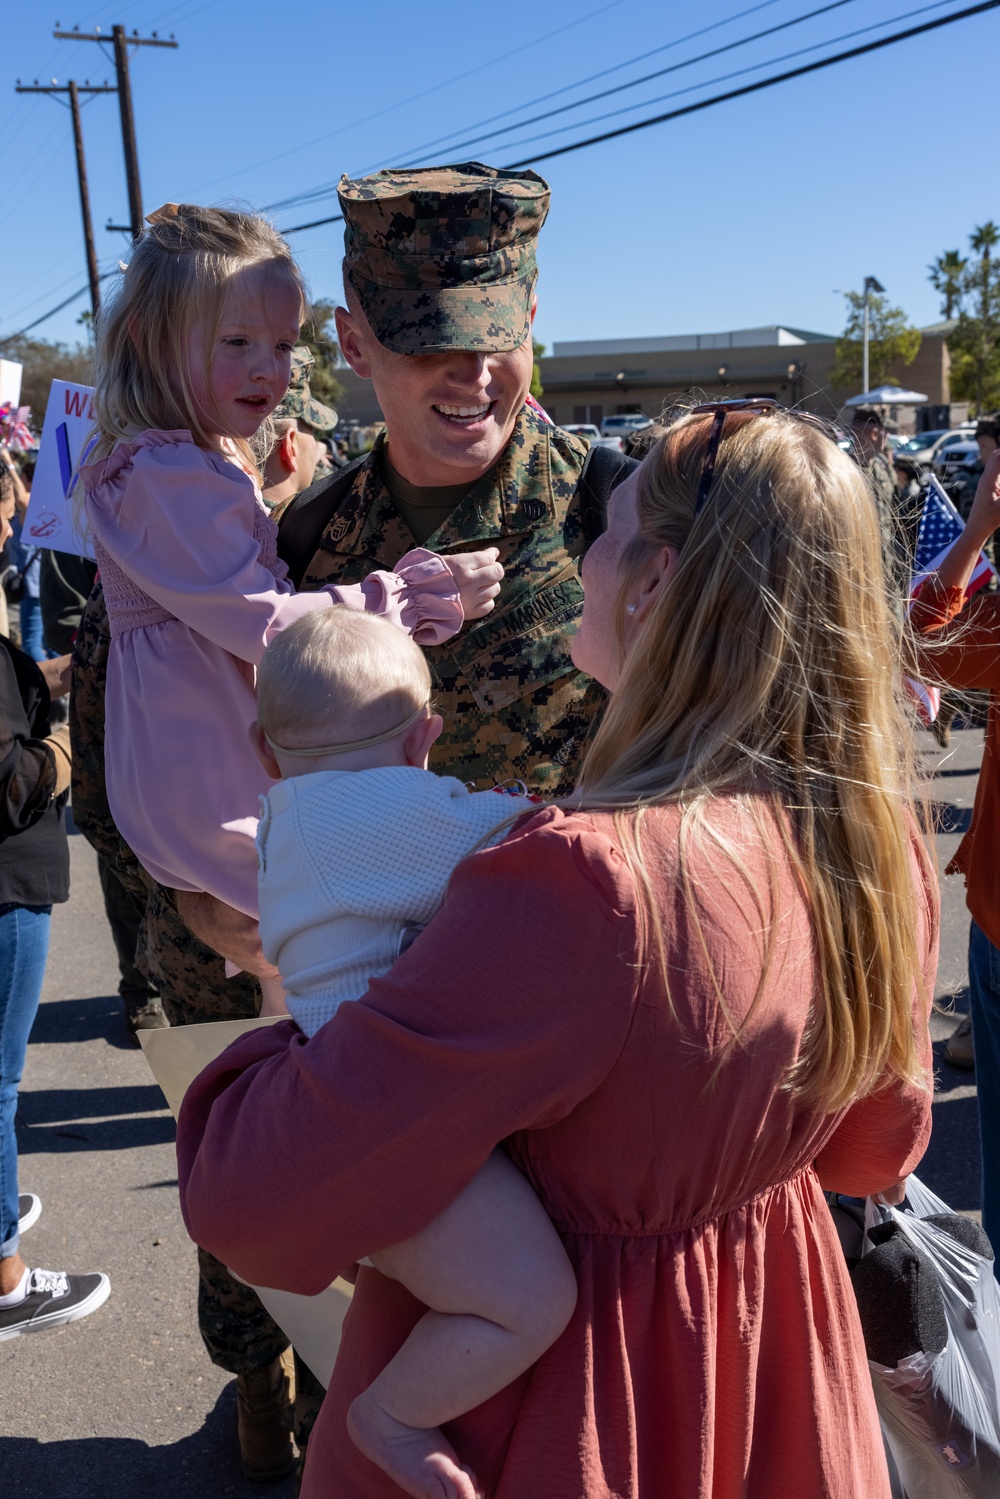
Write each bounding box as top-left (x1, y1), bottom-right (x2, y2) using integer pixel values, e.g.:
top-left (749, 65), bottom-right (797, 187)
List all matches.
top-left (17, 1193), bottom-right (41, 1235)
top-left (0, 1267), bottom-right (110, 1341)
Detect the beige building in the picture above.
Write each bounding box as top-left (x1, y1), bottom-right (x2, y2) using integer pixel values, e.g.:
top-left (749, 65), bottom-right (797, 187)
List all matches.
top-left (331, 322), bottom-right (958, 435)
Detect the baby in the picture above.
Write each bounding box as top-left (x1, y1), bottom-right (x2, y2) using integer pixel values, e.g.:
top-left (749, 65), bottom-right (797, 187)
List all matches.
top-left (251, 608), bottom-right (577, 1499)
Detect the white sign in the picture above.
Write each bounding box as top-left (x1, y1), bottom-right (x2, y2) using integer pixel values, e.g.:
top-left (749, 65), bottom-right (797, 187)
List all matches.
top-left (0, 360), bottom-right (22, 406)
top-left (23, 379), bottom-right (96, 559)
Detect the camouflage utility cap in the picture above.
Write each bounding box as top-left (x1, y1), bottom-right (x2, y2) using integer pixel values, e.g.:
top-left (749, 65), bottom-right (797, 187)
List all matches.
top-left (274, 345), bottom-right (337, 433)
top-left (338, 162), bottom-right (550, 356)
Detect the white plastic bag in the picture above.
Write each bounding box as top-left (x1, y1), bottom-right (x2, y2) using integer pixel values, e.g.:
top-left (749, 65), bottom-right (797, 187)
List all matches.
top-left (858, 1174), bottom-right (1000, 1497)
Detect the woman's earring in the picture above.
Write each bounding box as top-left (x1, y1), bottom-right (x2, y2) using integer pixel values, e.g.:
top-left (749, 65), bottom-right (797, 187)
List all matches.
top-left (626, 603), bottom-right (637, 615)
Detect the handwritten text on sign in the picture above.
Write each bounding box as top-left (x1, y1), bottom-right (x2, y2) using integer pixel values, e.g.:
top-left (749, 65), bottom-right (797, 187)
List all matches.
top-left (25, 381), bottom-right (97, 560)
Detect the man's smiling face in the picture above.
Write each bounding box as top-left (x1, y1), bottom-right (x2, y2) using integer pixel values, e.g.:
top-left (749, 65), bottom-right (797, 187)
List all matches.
top-left (335, 296), bottom-right (536, 488)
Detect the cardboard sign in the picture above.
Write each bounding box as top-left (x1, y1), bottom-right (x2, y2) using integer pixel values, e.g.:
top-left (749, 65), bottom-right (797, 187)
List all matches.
top-left (23, 379), bottom-right (96, 559)
top-left (139, 1018), bottom-right (353, 1388)
top-left (0, 360), bottom-right (22, 406)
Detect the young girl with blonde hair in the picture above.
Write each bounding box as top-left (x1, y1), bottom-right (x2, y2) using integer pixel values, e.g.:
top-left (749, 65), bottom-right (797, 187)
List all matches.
top-left (79, 204), bottom-right (501, 1006)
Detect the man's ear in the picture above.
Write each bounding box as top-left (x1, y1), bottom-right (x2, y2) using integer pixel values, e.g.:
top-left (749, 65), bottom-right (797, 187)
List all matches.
top-left (403, 712), bottom-right (444, 769)
top-left (529, 294), bottom-right (538, 328)
top-left (334, 303), bottom-right (373, 380)
top-left (248, 719), bottom-right (282, 780)
top-left (278, 426), bottom-right (298, 475)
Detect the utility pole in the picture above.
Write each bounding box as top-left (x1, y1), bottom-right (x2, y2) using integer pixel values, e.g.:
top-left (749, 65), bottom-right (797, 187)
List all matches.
top-left (862, 275), bottom-right (885, 395)
top-left (15, 78), bottom-right (115, 319)
top-left (54, 24), bottom-right (178, 240)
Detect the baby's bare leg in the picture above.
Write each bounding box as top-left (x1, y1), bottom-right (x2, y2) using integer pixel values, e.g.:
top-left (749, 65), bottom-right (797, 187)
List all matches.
top-left (347, 1149), bottom-right (577, 1499)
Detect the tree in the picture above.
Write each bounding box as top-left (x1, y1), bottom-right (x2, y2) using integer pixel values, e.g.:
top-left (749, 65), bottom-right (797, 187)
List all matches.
top-left (299, 298), bottom-right (345, 410)
top-left (948, 222), bottom-right (1000, 414)
top-left (530, 339), bottom-right (545, 401)
top-left (829, 289), bottom-right (921, 391)
top-left (0, 334), bottom-right (92, 425)
top-left (928, 249), bottom-right (967, 320)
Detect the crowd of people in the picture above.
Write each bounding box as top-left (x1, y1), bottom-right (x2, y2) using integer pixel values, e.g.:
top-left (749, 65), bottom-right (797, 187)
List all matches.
top-left (0, 159), bottom-right (998, 1497)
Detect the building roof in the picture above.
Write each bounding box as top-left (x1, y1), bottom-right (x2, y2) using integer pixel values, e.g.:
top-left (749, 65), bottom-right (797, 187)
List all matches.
top-left (550, 325), bottom-right (837, 358)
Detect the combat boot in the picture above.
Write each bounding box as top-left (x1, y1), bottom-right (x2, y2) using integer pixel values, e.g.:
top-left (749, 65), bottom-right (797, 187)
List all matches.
top-left (236, 1352), bottom-right (295, 1482)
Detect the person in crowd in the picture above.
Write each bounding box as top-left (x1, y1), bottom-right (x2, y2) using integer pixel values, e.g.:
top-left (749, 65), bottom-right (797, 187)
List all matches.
top-left (948, 415), bottom-right (1000, 523)
top-left (852, 406), bottom-right (899, 575)
top-left (70, 164), bottom-right (635, 1480)
top-left (911, 446), bottom-right (1000, 1240)
top-left (261, 345), bottom-right (337, 521)
top-left (253, 607), bottom-right (572, 1498)
top-left (0, 469), bottom-right (110, 1341)
top-left (179, 402), bottom-right (935, 1499)
top-left (78, 201), bottom-right (502, 1017)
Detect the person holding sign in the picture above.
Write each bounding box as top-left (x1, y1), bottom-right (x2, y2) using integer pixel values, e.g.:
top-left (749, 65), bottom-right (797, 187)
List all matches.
top-left (77, 203), bottom-right (503, 1017)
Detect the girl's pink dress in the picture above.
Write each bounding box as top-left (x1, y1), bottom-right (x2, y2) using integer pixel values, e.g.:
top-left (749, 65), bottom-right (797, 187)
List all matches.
top-left (81, 430), bottom-right (462, 917)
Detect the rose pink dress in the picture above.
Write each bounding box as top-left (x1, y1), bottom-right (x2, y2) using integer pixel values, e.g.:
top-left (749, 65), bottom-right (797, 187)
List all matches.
top-left (178, 802), bottom-right (936, 1499)
top-left (81, 430), bottom-right (462, 917)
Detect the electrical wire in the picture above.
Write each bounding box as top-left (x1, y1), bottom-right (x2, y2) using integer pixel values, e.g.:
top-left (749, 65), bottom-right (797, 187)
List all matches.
top-left (278, 0), bottom-right (999, 234)
top-left (181, 0), bottom-right (633, 201)
top-left (506, 0), bottom-right (1000, 166)
top-left (390, 0), bottom-right (863, 174)
top-left (0, 270), bottom-right (118, 343)
top-left (478, 0), bottom-right (956, 162)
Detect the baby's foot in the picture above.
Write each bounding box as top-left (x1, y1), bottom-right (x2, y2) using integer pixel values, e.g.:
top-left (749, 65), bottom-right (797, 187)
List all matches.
top-left (347, 1387), bottom-right (482, 1499)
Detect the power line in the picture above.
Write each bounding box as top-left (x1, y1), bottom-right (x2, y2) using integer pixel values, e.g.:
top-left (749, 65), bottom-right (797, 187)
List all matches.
top-left (263, 0), bottom-right (794, 217)
top-left (182, 0), bottom-right (632, 202)
top-left (487, 0), bottom-right (955, 161)
top-left (0, 270), bottom-right (117, 342)
top-left (392, 0), bottom-right (863, 174)
top-left (506, 0), bottom-right (1000, 166)
top-left (278, 0), bottom-right (998, 236)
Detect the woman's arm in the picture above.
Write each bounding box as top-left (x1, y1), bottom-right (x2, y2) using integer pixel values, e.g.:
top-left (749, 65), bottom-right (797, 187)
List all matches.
top-left (928, 448), bottom-right (1000, 596)
top-left (177, 813), bottom-right (640, 1294)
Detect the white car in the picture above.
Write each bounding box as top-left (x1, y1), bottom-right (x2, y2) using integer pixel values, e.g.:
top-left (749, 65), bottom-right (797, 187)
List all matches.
top-left (563, 423), bottom-right (624, 451)
top-left (601, 413), bottom-right (654, 439)
top-left (896, 427), bottom-right (975, 471)
top-left (934, 438), bottom-right (980, 482)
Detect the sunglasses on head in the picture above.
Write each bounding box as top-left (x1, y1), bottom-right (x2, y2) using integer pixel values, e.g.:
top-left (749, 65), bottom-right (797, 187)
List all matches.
top-left (690, 399), bottom-right (780, 516)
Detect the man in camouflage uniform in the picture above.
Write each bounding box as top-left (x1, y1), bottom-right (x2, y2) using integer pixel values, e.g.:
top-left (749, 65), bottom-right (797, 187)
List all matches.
top-left (852, 406), bottom-right (901, 586)
top-left (261, 346), bottom-right (337, 520)
top-left (71, 161), bottom-right (625, 1485)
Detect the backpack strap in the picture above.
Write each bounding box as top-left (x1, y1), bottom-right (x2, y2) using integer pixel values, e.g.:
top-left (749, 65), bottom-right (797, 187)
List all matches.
top-left (575, 443), bottom-right (639, 551)
top-left (276, 454), bottom-right (369, 589)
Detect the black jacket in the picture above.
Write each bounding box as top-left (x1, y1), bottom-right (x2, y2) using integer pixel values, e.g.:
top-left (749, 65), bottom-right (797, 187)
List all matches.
top-left (0, 635), bottom-right (69, 906)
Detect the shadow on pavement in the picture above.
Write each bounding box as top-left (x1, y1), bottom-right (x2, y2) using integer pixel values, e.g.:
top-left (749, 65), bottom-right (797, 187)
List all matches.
top-left (29, 993), bottom-right (138, 1051)
top-left (923, 1039), bottom-right (981, 1218)
top-left (15, 1083), bottom-right (174, 1154)
top-left (3, 1385), bottom-right (295, 1498)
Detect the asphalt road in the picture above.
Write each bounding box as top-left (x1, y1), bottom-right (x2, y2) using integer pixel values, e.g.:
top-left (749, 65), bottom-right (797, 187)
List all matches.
top-left (0, 725), bottom-right (988, 1495)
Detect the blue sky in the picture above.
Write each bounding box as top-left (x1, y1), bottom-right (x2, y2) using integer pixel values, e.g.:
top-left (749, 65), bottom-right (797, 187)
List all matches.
top-left (1, 0), bottom-right (998, 364)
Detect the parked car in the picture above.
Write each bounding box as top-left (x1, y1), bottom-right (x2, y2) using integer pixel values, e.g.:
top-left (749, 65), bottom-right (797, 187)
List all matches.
top-left (934, 438), bottom-right (980, 482)
top-left (601, 414), bottom-right (654, 439)
top-left (562, 422), bottom-right (624, 451)
top-left (896, 427), bottom-right (975, 471)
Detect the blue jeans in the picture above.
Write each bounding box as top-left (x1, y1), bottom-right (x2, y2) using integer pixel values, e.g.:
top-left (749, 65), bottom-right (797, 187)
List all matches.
top-left (967, 921), bottom-right (1000, 1253)
top-left (18, 593), bottom-right (45, 663)
top-left (0, 904), bottom-right (51, 1257)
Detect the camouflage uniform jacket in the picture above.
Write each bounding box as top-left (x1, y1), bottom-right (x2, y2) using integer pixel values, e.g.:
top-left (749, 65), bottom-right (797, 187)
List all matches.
top-left (300, 403), bottom-right (603, 791)
top-left (71, 404), bottom-right (602, 882)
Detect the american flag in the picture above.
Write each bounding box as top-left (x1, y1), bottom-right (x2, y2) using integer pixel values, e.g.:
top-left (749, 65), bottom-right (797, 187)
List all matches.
top-left (906, 476), bottom-right (997, 724)
top-left (911, 476), bottom-right (995, 599)
top-left (0, 403), bottom-right (35, 452)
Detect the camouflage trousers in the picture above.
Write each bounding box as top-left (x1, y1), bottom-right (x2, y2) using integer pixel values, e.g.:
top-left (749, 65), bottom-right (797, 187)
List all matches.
top-left (137, 879), bottom-right (290, 1376)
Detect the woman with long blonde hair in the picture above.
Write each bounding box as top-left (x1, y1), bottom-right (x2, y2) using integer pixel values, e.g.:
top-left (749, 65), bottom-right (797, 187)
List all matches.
top-left (178, 401), bottom-right (936, 1499)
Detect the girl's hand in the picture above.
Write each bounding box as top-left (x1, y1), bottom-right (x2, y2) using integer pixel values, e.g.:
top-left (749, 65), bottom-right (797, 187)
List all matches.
top-left (444, 547), bottom-right (504, 620)
top-left (966, 447), bottom-right (1000, 547)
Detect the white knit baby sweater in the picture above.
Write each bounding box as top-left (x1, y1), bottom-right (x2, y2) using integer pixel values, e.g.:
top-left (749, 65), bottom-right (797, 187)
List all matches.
top-left (256, 766), bottom-right (527, 1036)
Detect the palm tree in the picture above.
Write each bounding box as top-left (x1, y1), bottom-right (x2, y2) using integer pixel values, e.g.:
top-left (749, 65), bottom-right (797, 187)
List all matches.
top-left (928, 249), bottom-right (967, 319)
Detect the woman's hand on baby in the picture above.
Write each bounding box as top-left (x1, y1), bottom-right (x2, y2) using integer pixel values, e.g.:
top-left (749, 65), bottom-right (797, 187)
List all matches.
top-left (445, 547), bottom-right (503, 620)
